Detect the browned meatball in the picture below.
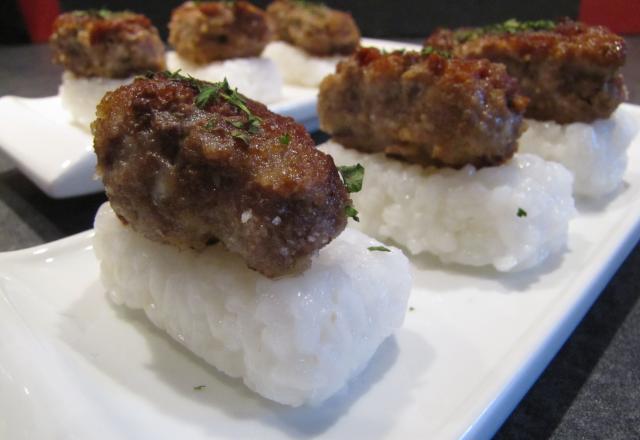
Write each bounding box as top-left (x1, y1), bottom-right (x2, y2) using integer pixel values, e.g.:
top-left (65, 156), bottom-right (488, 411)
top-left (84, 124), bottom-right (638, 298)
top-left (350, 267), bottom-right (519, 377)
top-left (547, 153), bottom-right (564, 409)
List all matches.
top-left (266, 0), bottom-right (360, 56)
top-left (425, 19), bottom-right (627, 124)
top-left (168, 1), bottom-right (272, 64)
top-left (92, 73), bottom-right (350, 278)
top-left (50, 10), bottom-right (166, 78)
top-left (318, 47), bottom-right (528, 168)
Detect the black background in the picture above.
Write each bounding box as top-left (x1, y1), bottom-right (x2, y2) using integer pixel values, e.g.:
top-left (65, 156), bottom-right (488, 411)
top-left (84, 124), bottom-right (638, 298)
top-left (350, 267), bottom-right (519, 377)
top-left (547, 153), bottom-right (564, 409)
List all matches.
top-left (2, 0), bottom-right (580, 43)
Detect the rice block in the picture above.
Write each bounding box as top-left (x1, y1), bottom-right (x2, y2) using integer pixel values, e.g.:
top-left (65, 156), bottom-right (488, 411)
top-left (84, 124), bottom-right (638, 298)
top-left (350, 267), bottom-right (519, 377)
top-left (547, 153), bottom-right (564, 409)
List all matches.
top-left (166, 51), bottom-right (283, 104)
top-left (518, 106), bottom-right (638, 198)
top-left (320, 141), bottom-right (576, 272)
top-left (262, 41), bottom-right (343, 88)
top-left (93, 203), bottom-right (411, 407)
top-left (59, 71), bottom-right (133, 131)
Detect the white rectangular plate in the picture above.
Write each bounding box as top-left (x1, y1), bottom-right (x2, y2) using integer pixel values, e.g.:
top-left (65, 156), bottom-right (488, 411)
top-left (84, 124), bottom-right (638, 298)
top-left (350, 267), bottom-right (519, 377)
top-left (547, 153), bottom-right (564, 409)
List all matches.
top-left (0, 38), bottom-right (419, 199)
top-left (1, 105), bottom-right (640, 439)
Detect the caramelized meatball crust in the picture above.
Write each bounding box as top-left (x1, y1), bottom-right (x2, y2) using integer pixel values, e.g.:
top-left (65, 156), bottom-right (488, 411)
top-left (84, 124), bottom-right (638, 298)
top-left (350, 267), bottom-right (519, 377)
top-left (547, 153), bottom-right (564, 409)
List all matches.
top-left (318, 47), bottom-right (528, 168)
top-left (93, 74), bottom-right (350, 278)
top-left (266, 0), bottom-right (360, 56)
top-left (50, 10), bottom-right (166, 78)
top-left (425, 19), bottom-right (627, 123)
top-left (168, 1), bottom-right (272, 64)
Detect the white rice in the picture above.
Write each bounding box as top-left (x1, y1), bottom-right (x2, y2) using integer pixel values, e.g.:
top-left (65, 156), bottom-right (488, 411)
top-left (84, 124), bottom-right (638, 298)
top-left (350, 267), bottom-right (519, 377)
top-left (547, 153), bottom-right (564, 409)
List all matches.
top-left (166, 51), bottom-right (283, 104)
top-left (59, 71), bottom-right (133, 131)
top-left (320, 141), bottom-right (576, 272)
top-left (93, 202), bottom-right (411, 406)
top-left (262, 41), bottom-right (344, 88)
top-left (518, 107), bottom-right (638, 198)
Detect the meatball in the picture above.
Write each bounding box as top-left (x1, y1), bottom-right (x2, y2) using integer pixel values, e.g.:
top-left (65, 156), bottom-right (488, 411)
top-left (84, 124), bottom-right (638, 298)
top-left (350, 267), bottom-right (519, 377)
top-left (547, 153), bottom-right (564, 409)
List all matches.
top-left (168, 1), bottom-right (272, 64)
top-left (266, 0), bottom-right (360, 56)
top-left (50, 10), bottom-right (166, 78)
top-left (425, 19), bottom-right (627, 124)
top-left (92, 73), bottom-right (350, 278)
top-left (318, 47), bottom-right (528, 168)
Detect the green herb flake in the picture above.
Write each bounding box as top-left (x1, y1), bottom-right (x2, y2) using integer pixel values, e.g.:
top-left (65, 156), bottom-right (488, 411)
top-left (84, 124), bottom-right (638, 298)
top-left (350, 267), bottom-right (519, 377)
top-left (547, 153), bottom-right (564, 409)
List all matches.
top-left (228, 119), bottom-right (245, 129)
top-left (517, 208), bottom-right (527, 218)
top-left (279, 133), bottom-right (291, 145)
top-left (193, 385), bottom-right (206, 391)
top-left (345, 205), bottom-right (359, 222)
top-left (97, 8), bottom-right (113, 18)
top-left (338, 164), bottom-right (365, 193)
top-left (368, 245), bottom-right (391, 252)
top-left (409, 306), bottom-right (415, 312)
top-left (204, 118), bottom-right (216, 129)
top-left (231, 130), bottom-right (251, 144)
top-left (157, 72), bottom-right (262, 142)
top-left (455, 19), bottom-right (556, 43)
top-left (421, 46), bottom-right (451, 59)
top-left (195, 82), bottom-right (225, 108)
top-left (247, 115), bottom-right (262, 134)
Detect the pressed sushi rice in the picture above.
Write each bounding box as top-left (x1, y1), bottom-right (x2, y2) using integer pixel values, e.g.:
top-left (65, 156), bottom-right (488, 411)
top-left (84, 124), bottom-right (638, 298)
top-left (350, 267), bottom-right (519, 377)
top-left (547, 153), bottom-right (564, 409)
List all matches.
top-left (93, 203), bottom-right (411, 406)
top-left (59, 71), bottom-right (133, 130)
top-left (262, 41), bottom-right (343, 88)
top-left (518, 106), bottom-right (638, 198)
top-left (166, 51), bottom-right (283, 104)
top-left (320, 141), bottom-right (576, 272)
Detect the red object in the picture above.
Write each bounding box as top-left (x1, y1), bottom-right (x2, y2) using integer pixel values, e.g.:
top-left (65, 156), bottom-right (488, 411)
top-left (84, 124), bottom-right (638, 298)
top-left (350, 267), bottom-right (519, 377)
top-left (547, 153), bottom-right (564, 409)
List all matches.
top-left (18, 0), bottom-right (61, 43)
top-left (579, 0), bottom-right (640, 34)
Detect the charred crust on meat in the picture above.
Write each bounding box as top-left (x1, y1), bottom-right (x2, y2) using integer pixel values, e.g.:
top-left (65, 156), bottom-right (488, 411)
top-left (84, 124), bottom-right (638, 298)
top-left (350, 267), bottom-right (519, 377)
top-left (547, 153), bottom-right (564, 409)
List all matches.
top-left (50, 10), bottom-right (166, 78)
top-left (425, 18), bottom-right (628, 123)
top-left (318, 47), bottom-right (527, 169)
top-left (168, 1), bottom-right (272, 64)
top-left (92, 74), bottom-right (350, 278)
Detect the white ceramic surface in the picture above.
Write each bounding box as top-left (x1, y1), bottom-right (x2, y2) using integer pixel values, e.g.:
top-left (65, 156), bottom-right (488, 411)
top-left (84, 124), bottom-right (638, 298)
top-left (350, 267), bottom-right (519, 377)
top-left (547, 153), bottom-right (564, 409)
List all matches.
top-left (0, 38), bottom-right (419, 199)
top-left (1, 106), bottom-right (640, 439)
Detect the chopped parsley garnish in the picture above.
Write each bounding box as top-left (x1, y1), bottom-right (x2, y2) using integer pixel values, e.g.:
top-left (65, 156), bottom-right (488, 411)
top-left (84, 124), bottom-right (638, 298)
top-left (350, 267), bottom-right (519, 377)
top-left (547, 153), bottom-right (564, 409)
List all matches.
top-left (517, 208), bottom-right (527, 218)
top-left (228, 119), bottom-right (245, 129)
top-left (338, 164), bottom-right (364, 193)
top-left (247, 115), bottom-right (262, 134)
top-left (164, 69), bottom-right (184, 79)
top-left (368, 245), bottom-right (391, 252)
top-left (454, 19), bottom-right (556, 43)
top-left (421, 46), bottom-right (452, 59)
top-left (195, 80), bottom-right (228, 108)
top-left (159, 71), bottom-right (263, 142)
top-left (193, 385), bottom-right (206, 391)
top-left (279, 133), bottom-right (291, 145)
top-left (231, 130), bottom-right (251, 144)
top-left (204, 118), bottom-right (217, 129)
top-left (345, 205), bottom-right (359, 222)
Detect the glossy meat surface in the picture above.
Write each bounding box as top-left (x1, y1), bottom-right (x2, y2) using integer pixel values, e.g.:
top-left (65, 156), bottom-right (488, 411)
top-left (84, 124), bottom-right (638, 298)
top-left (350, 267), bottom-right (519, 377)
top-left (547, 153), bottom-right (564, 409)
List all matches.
top-left (50, 10), bottom-right (166, 78)
top-left (318, 47), bottom-right (528, 168)
top-left (426, 19), bottom-right (627, 123)
top-left (93, 73), bottom-right (350, 277)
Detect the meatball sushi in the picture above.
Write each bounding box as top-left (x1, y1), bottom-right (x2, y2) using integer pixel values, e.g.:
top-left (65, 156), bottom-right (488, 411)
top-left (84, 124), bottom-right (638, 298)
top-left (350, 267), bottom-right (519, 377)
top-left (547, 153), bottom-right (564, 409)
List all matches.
top-left (319, 47), bottom-right (575, 272)
top-left (426, 19), bottom-right (638, 197)
top-left (263, 0), bottom-right (361, 87)
top-left (91, 73), bottom-right (411, 406)
top-left (50, 9), bottom-right (166, 130)
top-left (166, 1), bottom-right (282, 104)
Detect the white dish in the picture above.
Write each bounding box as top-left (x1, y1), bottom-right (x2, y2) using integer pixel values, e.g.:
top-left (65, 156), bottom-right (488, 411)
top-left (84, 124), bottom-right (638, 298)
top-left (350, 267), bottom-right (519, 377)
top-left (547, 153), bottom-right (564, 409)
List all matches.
top-left (1, 105), bottom-right (640, 439)
top-left (0, 38), bottom-right (419, 199)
